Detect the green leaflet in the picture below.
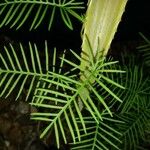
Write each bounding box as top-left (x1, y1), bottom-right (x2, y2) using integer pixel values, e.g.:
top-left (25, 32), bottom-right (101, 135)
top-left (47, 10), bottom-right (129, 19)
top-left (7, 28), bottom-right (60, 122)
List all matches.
top-left (0, 0), bottom-right (84, 30)
top-left (137, 33), bottom-right (150, 66)
top-left (0, 41), bottom-right (54, 101)
top-left (70, 113), bottom-right (123, 150)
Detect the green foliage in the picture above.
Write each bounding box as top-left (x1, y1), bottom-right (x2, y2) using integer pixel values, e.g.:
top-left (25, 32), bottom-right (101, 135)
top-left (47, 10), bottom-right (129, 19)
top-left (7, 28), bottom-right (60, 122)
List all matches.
top-left (70, 112), bottom-right (123, 150)
top-left (0, 40), bottom-right (125, 149)
top-left (0, 0), bottom-right (150, 150)
top-left (137, 33), bottom-right (150, 67)
top-left (0, 0), bottom-right (84, 30)
top-left (0, 41), bottom-right (51, 100)
top-left (114, 42), bottom-right (150, 149)
top-left (117, 96), bottom-right (150, 149)
top-left (30, 48), bottom-right (124, 148)
top-left (118, 62), bottom-right (150, 113)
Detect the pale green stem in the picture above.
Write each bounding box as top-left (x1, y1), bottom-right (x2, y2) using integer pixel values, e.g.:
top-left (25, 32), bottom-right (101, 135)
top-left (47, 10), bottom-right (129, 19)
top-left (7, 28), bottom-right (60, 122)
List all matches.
top-left (78, 0), bottom-right (128, 110)
top-left (81, 0), bottom-right (128, 69)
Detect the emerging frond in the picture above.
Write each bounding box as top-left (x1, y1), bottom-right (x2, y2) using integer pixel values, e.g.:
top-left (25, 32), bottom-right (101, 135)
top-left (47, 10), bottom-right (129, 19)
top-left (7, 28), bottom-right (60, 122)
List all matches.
top-left (70, 112), bottom-right (123, 150)
top-left (0, 0), bottom-right (84, 30)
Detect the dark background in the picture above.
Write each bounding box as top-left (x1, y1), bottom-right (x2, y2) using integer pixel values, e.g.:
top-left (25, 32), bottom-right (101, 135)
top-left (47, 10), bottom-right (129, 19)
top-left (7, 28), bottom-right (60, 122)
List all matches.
top-left (0, 0), bottom-right (150, 50)
top-left (114, 0), bottom-right (150, 42)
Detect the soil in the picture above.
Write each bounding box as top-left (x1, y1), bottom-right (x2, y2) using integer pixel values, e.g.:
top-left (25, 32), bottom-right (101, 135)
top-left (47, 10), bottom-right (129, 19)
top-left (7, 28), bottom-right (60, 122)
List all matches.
top-left (0, 99), bottom-right (60, 150)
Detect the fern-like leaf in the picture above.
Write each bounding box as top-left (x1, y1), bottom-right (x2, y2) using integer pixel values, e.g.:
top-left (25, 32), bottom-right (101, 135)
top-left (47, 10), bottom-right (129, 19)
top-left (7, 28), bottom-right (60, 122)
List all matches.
top-left (117, 96), bottom-right (150, 149)
top-left (30, 50), bottom-right (125, 149)
top-left (0, 41), bottom-right (52, 100)
top-left (70, 112), bottom-right (123, 150)
top-left (137, 33), bottom-right (150, 67)
top-left (117, 61), bottom-right (150, 113)
top-left (0, 0), bottom-right (84, 30)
